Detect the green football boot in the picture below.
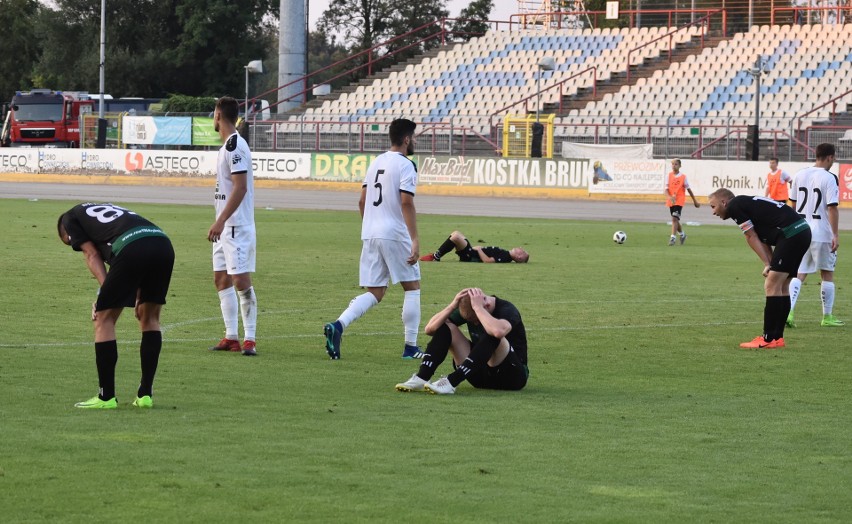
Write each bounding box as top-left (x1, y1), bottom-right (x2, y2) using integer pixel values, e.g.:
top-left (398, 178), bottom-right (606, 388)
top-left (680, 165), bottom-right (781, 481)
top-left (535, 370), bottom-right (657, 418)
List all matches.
top-left (132, 396), bottom-right (153, 409)
top-left (785, 312), bottom-right (796, 328)
top-left (821, 314), bottom-right (845, 327)
top-left (74, 396), bottom-right (117, 409)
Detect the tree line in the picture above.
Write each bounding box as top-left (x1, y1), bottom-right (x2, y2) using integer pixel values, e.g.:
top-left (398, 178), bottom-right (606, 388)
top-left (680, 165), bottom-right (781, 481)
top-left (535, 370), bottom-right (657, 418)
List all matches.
top-left (0, 0), bottom-right (494, 110)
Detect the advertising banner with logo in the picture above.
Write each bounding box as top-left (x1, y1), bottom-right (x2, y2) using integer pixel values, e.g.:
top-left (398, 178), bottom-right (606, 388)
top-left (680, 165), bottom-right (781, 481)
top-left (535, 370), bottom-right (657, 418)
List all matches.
top-left (418, 156), bottom-right (591, 189)
top-left (253, 153), bottom-right (311, 179)
top-left (312, 153), bottom-right (378, 182)
top-left (192, 117), bottom-right (221, 146)
top-left (840, 164), bottom-right (852, 202)
top-left (587, 159), bottom-right (666, 194)
top-left (122, 150), bottom-right (215, 175)
top-left (0, 149), bottom-right (38, 172)
top-left (122, 116), bottom-right (192, 145)
top-left (36, 149), bottom-right (85, 173)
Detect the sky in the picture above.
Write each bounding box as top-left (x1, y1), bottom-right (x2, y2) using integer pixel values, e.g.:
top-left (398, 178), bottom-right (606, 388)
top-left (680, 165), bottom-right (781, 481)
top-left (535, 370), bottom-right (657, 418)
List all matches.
top-left (307, 0), bottom-right (518, 28)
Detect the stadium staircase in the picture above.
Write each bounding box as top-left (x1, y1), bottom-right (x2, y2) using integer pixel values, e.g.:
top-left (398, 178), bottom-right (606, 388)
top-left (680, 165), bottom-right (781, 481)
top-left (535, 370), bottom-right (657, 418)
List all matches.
top-left (550, 32), bottom-right (730, 115)
top-left (301, 47), bottom-right (448, 112)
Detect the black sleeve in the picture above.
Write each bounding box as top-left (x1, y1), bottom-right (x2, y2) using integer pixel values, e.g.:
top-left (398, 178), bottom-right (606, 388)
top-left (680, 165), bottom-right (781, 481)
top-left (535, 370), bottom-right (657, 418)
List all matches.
top-left (61, 214), bottom-right (90, 252)
top-left (725, 199), bottom-right (748, 226)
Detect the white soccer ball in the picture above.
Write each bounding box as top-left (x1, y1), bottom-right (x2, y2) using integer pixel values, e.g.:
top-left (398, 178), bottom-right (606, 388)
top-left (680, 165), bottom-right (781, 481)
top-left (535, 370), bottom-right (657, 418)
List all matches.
top-left (613, 231), bottom-right (627, 244)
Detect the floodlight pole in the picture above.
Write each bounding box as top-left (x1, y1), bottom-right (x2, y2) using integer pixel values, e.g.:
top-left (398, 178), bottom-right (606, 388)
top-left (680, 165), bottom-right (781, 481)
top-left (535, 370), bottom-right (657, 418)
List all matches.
top-left (99, 0), bottom-right (105, 120)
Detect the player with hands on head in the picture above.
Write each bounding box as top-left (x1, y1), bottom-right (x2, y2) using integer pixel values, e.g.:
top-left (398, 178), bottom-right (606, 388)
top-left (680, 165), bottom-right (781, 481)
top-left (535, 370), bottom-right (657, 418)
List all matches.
top-left (395, 287), bottom-right (528, 395)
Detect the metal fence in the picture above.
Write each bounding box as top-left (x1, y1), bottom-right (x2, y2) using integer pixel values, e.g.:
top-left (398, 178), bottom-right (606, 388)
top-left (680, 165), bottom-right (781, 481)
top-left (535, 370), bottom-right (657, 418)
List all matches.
top-left (245, 113), bottom-right (851, 161)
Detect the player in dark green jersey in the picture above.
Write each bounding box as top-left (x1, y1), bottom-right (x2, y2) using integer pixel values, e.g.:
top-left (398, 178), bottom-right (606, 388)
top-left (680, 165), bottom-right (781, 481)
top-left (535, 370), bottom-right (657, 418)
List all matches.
top-left (58, 203), bottom-right (174, 409)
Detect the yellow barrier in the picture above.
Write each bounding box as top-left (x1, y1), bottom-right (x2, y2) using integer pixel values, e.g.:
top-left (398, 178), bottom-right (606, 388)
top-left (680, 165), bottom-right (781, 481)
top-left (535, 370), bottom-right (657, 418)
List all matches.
top-left (502, 114), bottom-right (555, 158)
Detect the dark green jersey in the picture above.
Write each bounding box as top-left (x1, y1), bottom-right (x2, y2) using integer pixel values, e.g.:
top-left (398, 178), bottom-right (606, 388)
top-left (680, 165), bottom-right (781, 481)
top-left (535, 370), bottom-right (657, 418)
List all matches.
top-left (60, 203), bottom-right (166, 264)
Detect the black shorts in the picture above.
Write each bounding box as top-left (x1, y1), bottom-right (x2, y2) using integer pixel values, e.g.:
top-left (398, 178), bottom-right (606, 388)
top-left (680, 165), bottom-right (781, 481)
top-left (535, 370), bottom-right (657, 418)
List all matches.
top-left (770, 227), bottom-right (811, 275)
top-left (96, 236), bottom-right (175, 311)
top-left (669, 205), bottom-right (683, 218)
top-left (456, 240), bottom-right (481, 263)
top-left (464, 347), bottom-right (529, 391)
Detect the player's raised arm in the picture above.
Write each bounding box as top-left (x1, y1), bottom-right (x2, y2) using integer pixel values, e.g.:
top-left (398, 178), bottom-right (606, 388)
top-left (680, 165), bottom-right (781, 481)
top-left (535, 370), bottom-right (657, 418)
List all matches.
top-left (424, 289), bottom-right (469, 335)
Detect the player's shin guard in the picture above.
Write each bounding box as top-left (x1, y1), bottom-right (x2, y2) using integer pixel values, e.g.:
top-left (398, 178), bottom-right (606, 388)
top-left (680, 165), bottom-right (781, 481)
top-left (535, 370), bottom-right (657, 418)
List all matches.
top-left (447, 335), bottom-right (501, 387)
top-left (789, 278), bottom-right (802, 311)
top-left (94, 340), bottom-right (118, 400)
top-left (777, 295), bottom-right (791, 339)
top-left (218, 287), bottom-right (239, 339)
top-left (418, 322), bottom-right (451, 381)
top-left (764, 296), bottom-right (788, 341)
top-left (238, 286), bottom-right (257, 341)
top-left (138, 331), bottom-right (162, 398)
top-left (821, 281), bottom-right (835, 315)
top-left (338, 292), bottom-right (379, 329)
top-left (434, 237), bottom-right (456, 260)
top-left (402, 289), bottom-right (420, 347)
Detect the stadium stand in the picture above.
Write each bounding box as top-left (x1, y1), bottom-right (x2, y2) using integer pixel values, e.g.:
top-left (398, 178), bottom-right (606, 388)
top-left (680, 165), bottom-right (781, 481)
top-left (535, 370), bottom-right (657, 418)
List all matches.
top-left (254, 17), bottom-right (851, 160)
top-left (561, 23), bottom-right (852, 139)
top-left (305, 26), bottom-right (699, 135)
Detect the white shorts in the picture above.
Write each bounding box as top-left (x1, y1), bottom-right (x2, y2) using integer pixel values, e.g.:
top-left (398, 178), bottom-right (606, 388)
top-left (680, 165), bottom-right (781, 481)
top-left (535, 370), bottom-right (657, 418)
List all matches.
top-left (359, 238), bottom-right (420, 287)
top-left (797, 241), bottom-right (836, 274)
top-left (212, 224), bottom-right (256, 275)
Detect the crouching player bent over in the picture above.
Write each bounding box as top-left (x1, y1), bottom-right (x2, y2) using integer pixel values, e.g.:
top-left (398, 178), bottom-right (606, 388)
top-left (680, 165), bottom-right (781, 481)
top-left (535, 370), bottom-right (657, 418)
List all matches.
top-left (708, 189), bottom-right (811, 349)
top-left (396, 288), bottom-right (528, 395)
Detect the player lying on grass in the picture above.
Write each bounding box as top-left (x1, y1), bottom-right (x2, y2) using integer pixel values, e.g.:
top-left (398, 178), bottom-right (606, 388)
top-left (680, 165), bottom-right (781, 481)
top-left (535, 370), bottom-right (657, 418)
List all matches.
top-left (708, 188), bottom-right (811, 349)
top-left (395, 288), bottom-right (528, 395)
top-left (420, 230), bottom-right (529, 263)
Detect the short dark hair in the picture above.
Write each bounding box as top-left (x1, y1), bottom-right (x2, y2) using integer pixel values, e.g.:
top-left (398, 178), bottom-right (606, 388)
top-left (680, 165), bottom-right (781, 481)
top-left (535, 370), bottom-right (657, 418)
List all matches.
top-left (56, 213), bottom-right (67, 240)
top-left (216, 97), bottom-right (240, 124)
top-left (815, 143), bottom-right (835, 160)
top-left (389, 118), bottom-right (416, 146)
top-left (769, 157), bottom-right (779, 162)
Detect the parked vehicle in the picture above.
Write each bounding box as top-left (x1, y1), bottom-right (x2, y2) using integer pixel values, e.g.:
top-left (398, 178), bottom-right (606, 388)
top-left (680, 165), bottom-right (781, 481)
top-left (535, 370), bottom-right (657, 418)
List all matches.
top-left (5, 89), bottom-right (94, 147)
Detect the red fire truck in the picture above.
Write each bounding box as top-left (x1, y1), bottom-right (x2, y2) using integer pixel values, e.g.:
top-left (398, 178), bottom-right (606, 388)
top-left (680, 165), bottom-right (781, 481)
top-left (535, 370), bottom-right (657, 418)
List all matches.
top-left (4, 89), bottom-right (94, 147)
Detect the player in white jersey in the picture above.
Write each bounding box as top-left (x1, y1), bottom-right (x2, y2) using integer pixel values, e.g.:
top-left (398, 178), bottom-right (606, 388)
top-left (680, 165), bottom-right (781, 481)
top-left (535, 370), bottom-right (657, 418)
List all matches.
top-left (323, 118), bottom-right (423, 360)
top-left (788, 143), bottom-right (844, 327)
top-left (207, 97), bottom-right (259, 355)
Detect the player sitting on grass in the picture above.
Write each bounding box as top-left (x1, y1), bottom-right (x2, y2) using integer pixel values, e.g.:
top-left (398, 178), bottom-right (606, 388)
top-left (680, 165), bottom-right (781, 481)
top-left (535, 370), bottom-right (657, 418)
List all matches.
top-left (395, 288), bottom-right (528, 395)
top-left (420, 230), bottom-right (529, 263)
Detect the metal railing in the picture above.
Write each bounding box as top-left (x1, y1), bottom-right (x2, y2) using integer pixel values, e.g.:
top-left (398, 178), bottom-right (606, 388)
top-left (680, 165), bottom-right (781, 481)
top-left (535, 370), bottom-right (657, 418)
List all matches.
top-left (243, 113), bottom-right (851, 162)
top-left (771, 5), bottom-right (852, 25)
top-left (625, 10), bottom-right (723, 82)
top-left (509, 8), bottom-right (727, 33)
top-left (487, 66), bottom-right (598, 130)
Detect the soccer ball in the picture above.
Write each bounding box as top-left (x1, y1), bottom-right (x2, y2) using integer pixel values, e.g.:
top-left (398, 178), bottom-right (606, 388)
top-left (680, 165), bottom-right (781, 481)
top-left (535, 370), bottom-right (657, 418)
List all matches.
top-left (613, 231), bottom-right (627, 244)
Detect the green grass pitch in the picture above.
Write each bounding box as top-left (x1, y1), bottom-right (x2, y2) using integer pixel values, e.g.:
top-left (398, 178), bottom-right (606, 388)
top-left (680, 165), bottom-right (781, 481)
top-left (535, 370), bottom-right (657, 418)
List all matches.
top-left (1, 198), bottom-right (850, 522)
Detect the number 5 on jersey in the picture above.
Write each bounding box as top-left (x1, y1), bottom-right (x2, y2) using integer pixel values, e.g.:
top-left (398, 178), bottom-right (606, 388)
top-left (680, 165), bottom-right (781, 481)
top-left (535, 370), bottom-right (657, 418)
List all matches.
top-left (372, 169), bottom-right (384, 207)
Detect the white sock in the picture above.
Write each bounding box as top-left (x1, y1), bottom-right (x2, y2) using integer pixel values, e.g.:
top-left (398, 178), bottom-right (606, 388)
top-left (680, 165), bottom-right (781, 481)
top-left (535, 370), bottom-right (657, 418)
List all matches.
top-left (789, 278), bottom-right (802, 311)
top-left (218, 288), bottom-right (239, 339)
top-left (338, 292), bottom-right (379, 329)
top-left (402, 289), bottom-right (421, 347)
top-left (821, 281), bottom-right (835, 315)
top-left (238, 286), bottom-right (257, 341)
top-left (679, 231), bottom-right (685, 238)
